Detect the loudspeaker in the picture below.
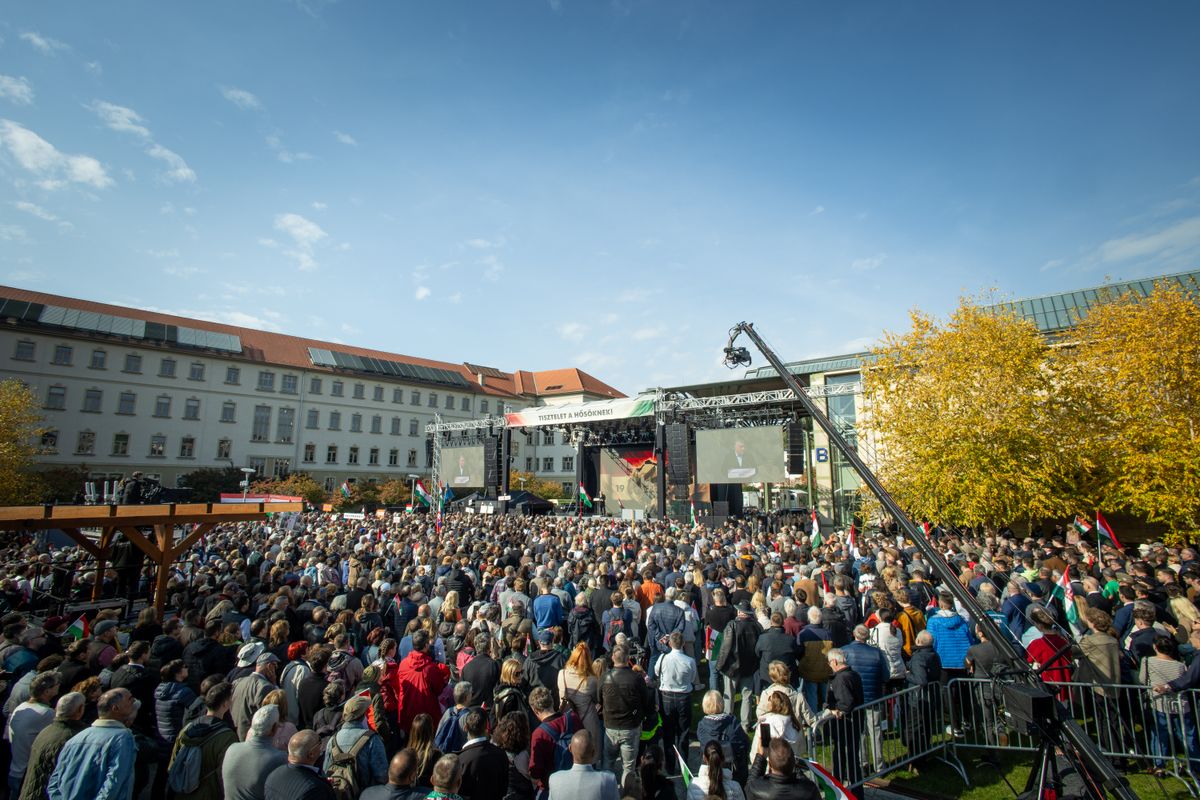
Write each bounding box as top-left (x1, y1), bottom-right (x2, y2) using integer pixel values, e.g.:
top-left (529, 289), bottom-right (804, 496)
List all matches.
top-left (483, 437), bottom-right (499, 488)
top-left (711, 501), bottom-right (729, 517)
top-left (424, 439), bottom-right (433, 468)
top-left (786, 423), bottom-right (806, 475)
top-left (665, 423), bottom-right (689, 484)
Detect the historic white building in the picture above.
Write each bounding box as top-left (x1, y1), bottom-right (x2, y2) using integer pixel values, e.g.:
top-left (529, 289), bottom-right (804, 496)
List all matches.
top-left (0, 286), bottom-right (623, 497)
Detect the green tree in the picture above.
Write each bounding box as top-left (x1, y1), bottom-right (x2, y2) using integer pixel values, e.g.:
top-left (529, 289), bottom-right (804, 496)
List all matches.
top-left (333, 480), bottom-right (380, 511)
top-left (37, 464), bottom-right (91, 504)
top-left (178, 466), bottom-right (247, 502)
top-left (378, 479), bottom-right (411, 506)
top-left (250, 472), bottom-right (327, 506)
top-left (507, 470), bottom-right (567, 499)
top-left (0, 379), bottom-right (46, 506)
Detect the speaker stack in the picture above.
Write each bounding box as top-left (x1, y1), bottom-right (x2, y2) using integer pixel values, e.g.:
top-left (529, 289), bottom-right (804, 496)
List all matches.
top-left (786, 422), bottom-right (806, 474)
top-left (665, 423), bottom-right (690, 485)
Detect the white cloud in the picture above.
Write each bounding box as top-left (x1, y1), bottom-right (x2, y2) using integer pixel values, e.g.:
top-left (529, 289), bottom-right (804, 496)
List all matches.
top-left (90, 101), bottom-right (196, 183)
top-left (479, 253), bottom-right (504, 281)
top-left (84, 62), bottom-right (102, 76)
top-left (144, 248), bottom-right (180, 259)
top-left (448, 292), bottom-right (462, 304)
top-left (617, 288), bottom-right (655, 303)
top-left (13, 200), bottom-right (72, 230)
top-left (558, 322), bottom-right (587, 342)
top-left (0, 224), bottom-right (29, 242)
top-left (415, 286), bottom-right (431, 301)
top-left (809, 205), bottom-right (825, 216)
top-left (142, 305), bottom-right (284, 332)
top-left (0, 75), bottom-right (33, 105)
top-left (266, 135), bottom-right (311, 164)
top-left (220, 86), bottom-right (261, 110)
top-left (632, 325), bottom-right (666, 341)
top-left (851, 252), bottom-right (887, 271)
top-left (573, 351), bottom-right (621, 371)
top-left (465, 236), bottom-right (505, 250)
top-left (20, 32), bottom-right (69, 55)
top-left (1098, 216), bottom-right (1200, 263)
top-left (0, 119), bottom-right (112, 189)
top-left (333, 131), bottom-right (357, 146)
top-left (311, 201), bottom-right (327, 210)
top-left (273, 212), bottom-right (327, 271)
top-left (257, 237), bottom-right (279, 248)
top-left (163, 265), bottom-right (203, 277)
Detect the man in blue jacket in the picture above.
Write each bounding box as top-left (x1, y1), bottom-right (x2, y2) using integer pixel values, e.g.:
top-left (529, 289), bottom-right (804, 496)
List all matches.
top-left (841, 625), bottom-right (889, 772)
top-left (47, 689), bottom-right (136, 800)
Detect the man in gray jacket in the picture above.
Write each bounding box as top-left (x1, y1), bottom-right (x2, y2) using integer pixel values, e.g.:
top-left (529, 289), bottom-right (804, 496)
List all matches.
top-left (547, 730), bottom-right (617, 800)
top-left (223, 705), bottom-right (287, 800)
top-left (231, 654), bottom-right (279, 740)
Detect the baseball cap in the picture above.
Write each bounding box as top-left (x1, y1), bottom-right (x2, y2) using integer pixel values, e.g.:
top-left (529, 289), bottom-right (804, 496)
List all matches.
top-left (535, 629), bottom-right (554, 644)
top-left (93, 620), bottom-right (118, 636)
top-left (256, 652), bottom-right (281, 667)
top-left (343, 695), bottom-right (370, 721)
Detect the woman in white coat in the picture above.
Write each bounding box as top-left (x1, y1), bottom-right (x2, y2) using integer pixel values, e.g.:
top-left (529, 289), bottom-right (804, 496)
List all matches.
top-left (687, 741), bottom-right (746, 800)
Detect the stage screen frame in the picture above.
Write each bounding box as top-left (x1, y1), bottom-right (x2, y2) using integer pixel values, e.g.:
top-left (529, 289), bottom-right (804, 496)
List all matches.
top-left (695, 426), bottom-right (786, 484)
top-left (444, 446), bottom-right (486, 488)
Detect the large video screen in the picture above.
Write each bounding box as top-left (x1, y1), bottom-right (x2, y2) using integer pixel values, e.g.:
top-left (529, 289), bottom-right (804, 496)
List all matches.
top-left (445, 446), bottom-right (486, 488)
top-left (599, 446), bottom-right (657, 512)
top-left (695, 426), bottom-right (786, 484)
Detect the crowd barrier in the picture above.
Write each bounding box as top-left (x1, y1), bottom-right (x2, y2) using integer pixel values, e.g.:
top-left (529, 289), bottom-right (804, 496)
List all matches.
top-left (800, 677), bottom-right (1200, 796)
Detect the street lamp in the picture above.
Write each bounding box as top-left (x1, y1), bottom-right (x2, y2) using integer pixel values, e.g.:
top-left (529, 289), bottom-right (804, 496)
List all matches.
top-left (407, 474), bottom-right (420, 505)
top-left (239, 467), bottom-right (256, 502)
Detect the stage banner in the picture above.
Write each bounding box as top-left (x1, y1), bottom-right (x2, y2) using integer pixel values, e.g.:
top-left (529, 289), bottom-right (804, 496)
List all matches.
top-left (599, 446), bottom-right (657, 512)
top-left (504, 395), bottom-right (654, 428)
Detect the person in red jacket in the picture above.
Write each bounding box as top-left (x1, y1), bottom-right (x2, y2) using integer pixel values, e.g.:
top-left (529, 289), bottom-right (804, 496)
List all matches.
top-left (396, 629), bottom-right (450, 735)
top-left (527, 685), bottom-right (582, 798)
top-left (378, 638), bottom-right (401, 718)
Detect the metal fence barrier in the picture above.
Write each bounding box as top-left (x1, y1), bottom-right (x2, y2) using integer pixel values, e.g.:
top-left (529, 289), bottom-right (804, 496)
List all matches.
top-left (800, 677), bottom-right (1200, 796)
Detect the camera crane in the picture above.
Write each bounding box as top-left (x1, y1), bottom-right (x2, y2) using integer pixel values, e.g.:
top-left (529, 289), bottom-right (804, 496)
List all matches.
top-left (723, 322), bottom-right (1136, 800)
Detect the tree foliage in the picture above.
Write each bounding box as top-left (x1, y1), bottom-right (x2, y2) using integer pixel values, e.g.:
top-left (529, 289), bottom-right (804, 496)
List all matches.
top-left (507, 470), bottom-right (567, 499)
top-left (377, 479), bottom-right (411, 506)
top-left (178, 466), bottom-right (248, 502)
top-left (37, 464), bottom-right (91, 504)
top-left (0, 380), bottom-right (46, 506)
top-left (862, 298), bottom-right (1074, 527)
top-left (250, 472), bottom-right (328, 506)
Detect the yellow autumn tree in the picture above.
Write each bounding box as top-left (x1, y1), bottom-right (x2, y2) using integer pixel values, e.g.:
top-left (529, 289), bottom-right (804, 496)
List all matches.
top-left (862, 297), bottom-right (1074, 526)
top-left (1062, 282), bottom-right (1200, 534)
top-left (0, 379), bottom-right (46, 506)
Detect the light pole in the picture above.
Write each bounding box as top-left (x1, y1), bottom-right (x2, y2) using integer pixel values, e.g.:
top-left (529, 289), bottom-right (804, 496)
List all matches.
top-left (239, 467), bottom-right (256, 502)
top-left (407, 474), bottom-right (420, 506)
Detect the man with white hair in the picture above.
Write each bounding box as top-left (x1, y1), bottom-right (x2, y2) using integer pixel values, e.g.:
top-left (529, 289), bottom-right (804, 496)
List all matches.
top-left (825, 648), bottom-right (863, 787)
top-left (18, 692), bottom-right (85, 800)
top-left (223, 705), bottom-right (288, 800)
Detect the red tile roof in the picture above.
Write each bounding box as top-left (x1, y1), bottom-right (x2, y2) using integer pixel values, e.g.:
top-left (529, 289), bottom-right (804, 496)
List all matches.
top-left (0, 285), bottom-right (625, 400)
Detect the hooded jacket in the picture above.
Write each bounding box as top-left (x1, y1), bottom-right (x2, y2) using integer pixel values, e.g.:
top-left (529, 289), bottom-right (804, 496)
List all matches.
top-left (522, 648), bottom-right (567, 707)
top-left (155, 679), bottom-right (197, 743)
top-left (168, 716), bottom-right (238, 800)
top-left (395, 649), bottom-right (450, 734)
top-left (925, 610), bottom-right (972, 670)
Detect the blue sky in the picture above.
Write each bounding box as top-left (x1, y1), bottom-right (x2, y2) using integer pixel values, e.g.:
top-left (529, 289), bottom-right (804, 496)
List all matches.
top-left (1, 2), bottom-right (1198, 396)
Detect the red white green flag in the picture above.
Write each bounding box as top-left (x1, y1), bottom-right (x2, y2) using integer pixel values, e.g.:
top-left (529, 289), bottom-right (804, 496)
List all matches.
top-left (1095, 511), bottom-right (1121, 549)
top-left (413, 480), bottom-right (432, 507)
top-left (806, 759), bottom-right (854, 800)
top-left (1053, 570), bottom-right (1079, 626)
top-left (1072, 516), bottom-right (1092, 536)
top-left (65, 615), bottom-right (89, 640)
top-left (578, 483), bottom-right (592, 509)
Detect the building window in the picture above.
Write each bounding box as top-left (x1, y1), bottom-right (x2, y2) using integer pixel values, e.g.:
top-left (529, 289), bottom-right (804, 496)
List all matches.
top-left (112, 433), bottom-right (130, 456)
top-left (392, 388), bottom-right (403, 404)
top-left (117, 391), bottom-right (136, 415)
top-left (348, 446), bottom-right (360, 465)
top-left (353, 383), bottom-right (365, 399)
top-left (480, 400), bottom-right (489, 414)
top-left (257, 371), bottom-right (275, 391)
top-left (45, 385), bottom-right (66, 410)
top-left (76, 430), bottom-right (95, 455)
top-left (390, 417), bottom-right (402, 436)
top-left (148, 434), bottom-right (166, 457)
top-left (90, 349), bottom-right (106, 369)
top-left (221, 401), bottom-right (236, 423)
top-left (39, 429), bottom-right (58, 452)
top-left (324, 476), bottom-right (335, 492)
top-left (326, 445), bottom-right (338, 464)
top-left (154, 395), bottom-right (171, 418)
top-left (159, 358), bottom-right (176, 378)
top-left (217, 438), bottom-right (232, 459)
top-left (526, 457), bottom-right (534, 472)
top-left (428, 393), bottom-right (437, 408)
top-left (409, 419), bottom-right (419, 436)
top-left (388, 449), bottom-right (399, 466)
top-left (183, 398), bottom-right (200, 420)
top-left (306, 409), bottom-right (319, 429)
top-left (225, 366), bottom-right (240, 385)
top-left (189, 362), bottom-right (205, 381)
top-left (350, 413), bottom-right (362, 433)
top-left (52, 344), bottom-right (72, 365)
top-left (281, 374), bottom-right (298, 394)
top-left (13, 341), bottom-right (35, 361)
top-left (81, 388), bottom-right (102, 413)
top-left (248, 457), bottom-right (266, 475)
top-left (368, 447), bottom-right (380, 466)
top-left (370, 415), bottom-right (382, 434)
top-left (562, 456), bottom-right (574, 472)
top-left (251, 405), bottom-right (271, 442)
top-left (124, 353), bottom-right (142, 373)
top-left (406, 449), bottom-right (417, 467)
top-left (303, 443), bottom-right (316, 463)
top-left (445, 394), bottom-right (454, 409)
top-left (273, 458), bottom-right (291, 478)
top-left (543, 457), bottom-right (554, 472)
top-left (277, 407), bottom-right (295, 444)
top-left (543, 431), bottom-right (555, 446)
top-left (179, 436), bottom-right (195, 458)
top-left (329, 411), bottom-right (341, 431)
top-left (331, 381), bottom-right (344, 397)
top-left (410, 391), bottom-right (420, 405)
top-left (310, 377), bottom-right (322, 394)
top-left (460, 397), bottom-right (470, 411)
top-left (373, 386), bottom-right (384, 402)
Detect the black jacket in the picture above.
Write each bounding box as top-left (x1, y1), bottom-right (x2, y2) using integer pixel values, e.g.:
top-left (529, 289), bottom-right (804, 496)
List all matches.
top-left (444, 568), bottom-right (475, 604)
top-left (755, 626), bottom-right (799, 683)
top-left (826, 667), bottom-right (863, 714)
top-left (457, 739), bottom-right (510, 800)
top-left (264, 763), bottom-right (336, 800)
top-left (744, 755), bottom-right (821, 800)
top-left (298, 673), bottom-right (327, 729)
top-left (717, 614), bottom-right (762, 679)
top-left (109, 662), bottom-right (156, 733)
top-left (150, 633), bottom-right (183, 667)
top-left (907, 645), bottom-right (942, 687)
top-left (695, 713), bottom-right (751, 786)
top-left (183, 637), bottom-right (235, 693)
top-left (522, 648), bottom-right (566, 707)
top-left (462, 654), bottom-right (501, 707)
top-left (599, 664), bottom-right (651, 730)
top-left (360, 786), bottom-right (428, 800)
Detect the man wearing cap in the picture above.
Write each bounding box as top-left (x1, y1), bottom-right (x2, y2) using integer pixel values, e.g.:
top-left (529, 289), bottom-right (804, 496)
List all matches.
top-left (85, 620), bottom-right (119, 673)
top-left (322, 695), bottom-right (387, 790)
top-left (232, 652), bottom-right (279, 740)
top-left (230, 641), bottom-right (266, 684)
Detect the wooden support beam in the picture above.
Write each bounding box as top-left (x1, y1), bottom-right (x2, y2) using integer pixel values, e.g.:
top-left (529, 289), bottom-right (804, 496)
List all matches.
top-left (171, 522), bottom-right (215, 560)
top-left (116, 526), bottom-right (162, 560)
top-left (56, 528), bottom-right (100, 559)
top-left (91, 527), bottom-right (115, 602)
top-left (153, 524), bottom-right (173, 616)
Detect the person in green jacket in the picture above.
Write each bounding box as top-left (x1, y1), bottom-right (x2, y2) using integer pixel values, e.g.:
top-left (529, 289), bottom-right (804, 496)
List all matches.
top-left (19, 692), bottom-right (87, 800)
top-left (169, 681), bottom-right (239, 800)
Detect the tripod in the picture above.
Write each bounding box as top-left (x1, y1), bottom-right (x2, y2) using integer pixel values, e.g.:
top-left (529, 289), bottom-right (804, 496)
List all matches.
top-left (1004, 714), bottom-right (1108, 800)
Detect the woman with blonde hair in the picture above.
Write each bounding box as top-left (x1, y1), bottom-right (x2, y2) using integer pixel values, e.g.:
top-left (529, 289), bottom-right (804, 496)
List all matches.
top-left (751, 591), bottom-right (770, 630)
top-left (409, 712), bottom-right (443, 788)
top-left (267, 619), bottom-right (290, 661)
top-left (755, 660), bottom-right (816, 735)
top-left (261, 689), bottom-right (298, 750)
top-left (439, 590), bottom-right (462, 626)
top-left (556, 642), bottom-right (600, 762)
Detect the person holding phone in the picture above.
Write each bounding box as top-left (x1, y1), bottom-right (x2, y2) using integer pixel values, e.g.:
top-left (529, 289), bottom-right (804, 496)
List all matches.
top-left (744, 737), bottom-right (820, 800)
top-left (750, 690), bottom-right (802, 757)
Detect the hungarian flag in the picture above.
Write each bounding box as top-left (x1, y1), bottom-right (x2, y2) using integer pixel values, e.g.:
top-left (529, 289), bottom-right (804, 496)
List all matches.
top-left (578, 483), bottom-right (592, 509)
top-left (921, 521), bottom-right (931, 536)
top-left (806, 760), bottom-right (854, 800)
top-left (413, 480), bottom-right (433, 507)
top-left (690, 499), bottom-right (697, 527)
top-left (810, 509), bottom-right (822, 548)
top-left (1072, 516), bottom-right (1092, 536)
top-left (65, 615), bottom-right (89, 640)
top-left (847, 522), bottom-right (858, 556)
top-left (1052, 570), bottom-right (1079, 627)
top-left (340, 481), bottom-right (352, 499)
top-left (1095, 511), bottom-right (1122, 549)
top-left (673, 746), bottom-right (694, 788)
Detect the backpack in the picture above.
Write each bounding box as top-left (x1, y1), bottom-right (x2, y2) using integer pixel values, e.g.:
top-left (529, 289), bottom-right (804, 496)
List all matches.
top-left (492, 686), bottom-right (530, 724)
top-left (537, 714), bottom-right (576, 773)
top-left (166, 727), bottom-right (222, 794)
top-left (569, 608), bottom-right (598, 649)
top-left (434, 706), bottom-right (469, 753)
top-left (604, 612), bottom-right (626, 650)
top-left (326, 730), bottom-right (374, 800)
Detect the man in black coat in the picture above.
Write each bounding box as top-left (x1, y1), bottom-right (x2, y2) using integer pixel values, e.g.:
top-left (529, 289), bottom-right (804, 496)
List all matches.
top-left (265, 730), bottom-right (335, 800)
top-left (745, 738), bottom-right (820, 800)
top-left (182, 621), bottom-right (235, 692)
top-left (904, 630), bottom-right (943, 766)
top-left (460, 634), bottom-right (500, 707)
top-left (361, 749), bottom-right (428, 800)
top-left (825, 648), bottom-right (864, 788)
top-left (456, 709), bottom-right (509, 800)
top-left (755, 612), bottom-right (799, 686)
top-left (716, 601), bottom-right (762, 729)
top-left (297, 646), bottom-right (332, 729)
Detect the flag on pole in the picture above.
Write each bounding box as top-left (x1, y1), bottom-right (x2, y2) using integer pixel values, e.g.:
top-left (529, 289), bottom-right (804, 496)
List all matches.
top-left (65, 615), bottom-right (89, 640)
top-left (340, 481), bottom-right (352, 499)
top-left (578, 483), bottom-right (592, 509)
top-left (1072, 515), bottom-right (1092, 536)
top-left (413, 480), bottom-right (433, 507)
top-left (847, 522), bottom-right (859, 557)
top-left (921, 521), bottom-right (931, 536)
top-left (1053, 569), bottom-right (1080, 627)
top-left (690, 499), bottom-right (697, 527)
top-left (806, 760), bottom-right (854, 800)
top-left (673, 747), bottom-right (693, 788)
top-left (810, 510), bottom-right (823, 548)
top-left (1095, 511), bottom-right (1122, 549)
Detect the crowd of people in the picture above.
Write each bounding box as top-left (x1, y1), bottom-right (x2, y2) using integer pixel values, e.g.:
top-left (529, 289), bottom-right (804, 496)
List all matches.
top-left (0, 510), bottom-right (1192, 800)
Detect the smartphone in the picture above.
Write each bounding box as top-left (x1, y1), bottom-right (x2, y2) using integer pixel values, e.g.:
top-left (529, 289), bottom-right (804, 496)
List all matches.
top-left (759, 722), bottom-right (772, 746)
